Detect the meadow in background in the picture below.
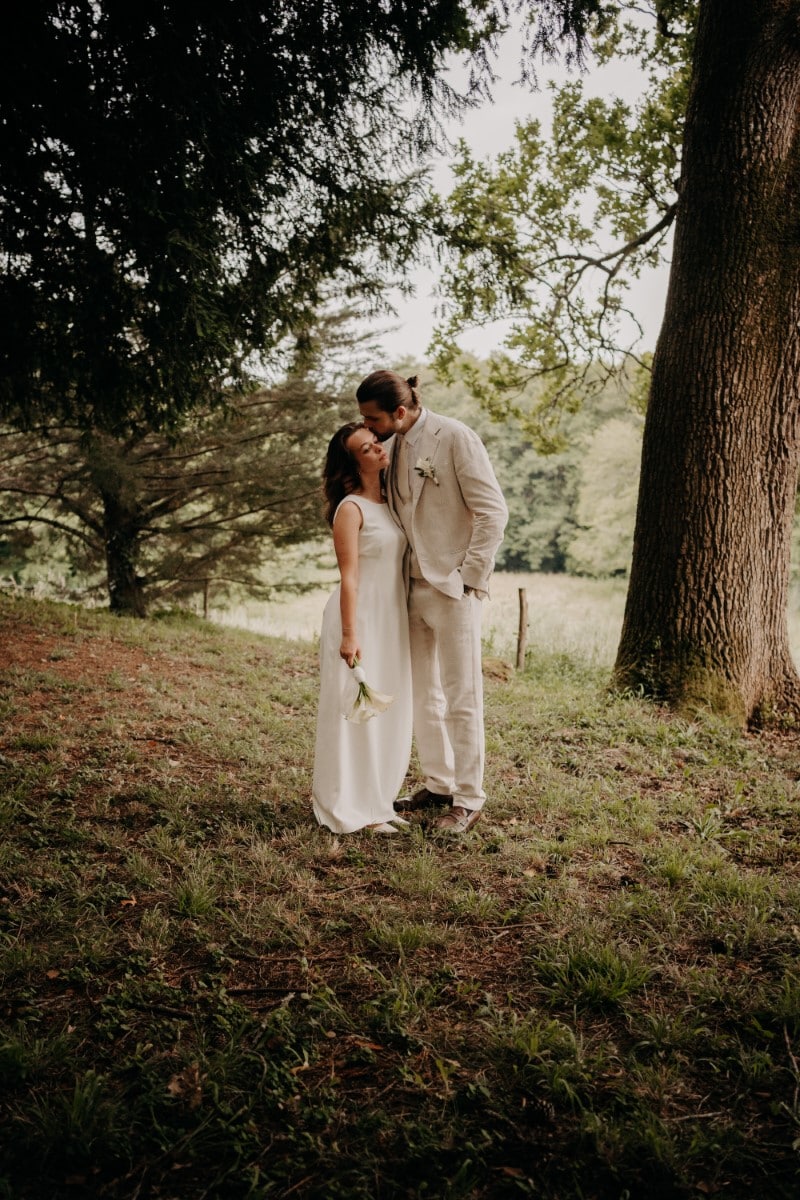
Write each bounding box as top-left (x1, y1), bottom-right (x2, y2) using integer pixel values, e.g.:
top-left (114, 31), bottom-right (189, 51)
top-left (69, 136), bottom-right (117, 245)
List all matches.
top-left (213, 571), bottom-right (800, 671)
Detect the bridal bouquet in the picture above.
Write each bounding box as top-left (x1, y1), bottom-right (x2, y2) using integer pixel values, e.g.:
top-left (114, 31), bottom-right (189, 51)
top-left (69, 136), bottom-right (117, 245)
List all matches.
top-left (345, 660), bottom-right (394, 724)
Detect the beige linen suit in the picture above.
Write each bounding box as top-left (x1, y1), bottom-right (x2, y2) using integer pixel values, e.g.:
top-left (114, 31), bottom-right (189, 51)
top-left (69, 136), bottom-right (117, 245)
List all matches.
top-left (388, 409), bottom-right (508, 810)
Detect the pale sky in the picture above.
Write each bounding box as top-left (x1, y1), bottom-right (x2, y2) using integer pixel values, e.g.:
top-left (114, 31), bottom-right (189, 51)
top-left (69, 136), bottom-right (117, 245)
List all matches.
top-left (370, 31), bottom-right (672, 364)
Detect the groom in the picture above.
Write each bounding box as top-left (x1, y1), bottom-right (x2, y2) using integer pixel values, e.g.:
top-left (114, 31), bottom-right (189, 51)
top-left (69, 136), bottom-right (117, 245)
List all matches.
top-left (356, 370), bottom-right (508, 835)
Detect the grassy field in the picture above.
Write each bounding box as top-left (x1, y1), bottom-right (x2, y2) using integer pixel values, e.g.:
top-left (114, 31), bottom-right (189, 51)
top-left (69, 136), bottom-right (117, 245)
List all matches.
top-left (212, 573), bottom-right (630, 666)
top-left (212, 571), bottom-right (800, 669)
top-left (1, 591), bottom-right (800, 1199)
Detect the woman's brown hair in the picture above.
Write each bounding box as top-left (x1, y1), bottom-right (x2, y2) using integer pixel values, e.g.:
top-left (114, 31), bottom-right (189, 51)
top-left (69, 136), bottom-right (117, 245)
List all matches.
top-left (322, 421), bottom-right (365, 526)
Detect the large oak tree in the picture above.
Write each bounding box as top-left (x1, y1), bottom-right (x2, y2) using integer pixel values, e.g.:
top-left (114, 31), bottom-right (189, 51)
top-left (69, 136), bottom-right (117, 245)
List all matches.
top-left (614, 0), bottom-right (800, 725)
top-left (436, 0), bottom-right (800, 726)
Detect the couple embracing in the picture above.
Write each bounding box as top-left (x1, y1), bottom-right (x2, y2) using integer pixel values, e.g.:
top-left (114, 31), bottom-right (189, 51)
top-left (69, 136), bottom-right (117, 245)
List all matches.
top-left (312, 370), bottom-right (508, 836)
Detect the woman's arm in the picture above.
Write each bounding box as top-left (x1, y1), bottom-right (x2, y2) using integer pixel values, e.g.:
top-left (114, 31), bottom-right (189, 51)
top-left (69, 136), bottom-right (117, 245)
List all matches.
top-left (332, 500), bottom-right (363, 667)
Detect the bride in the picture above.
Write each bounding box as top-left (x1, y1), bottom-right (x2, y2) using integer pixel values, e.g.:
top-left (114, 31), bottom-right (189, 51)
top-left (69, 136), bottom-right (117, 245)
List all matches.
top-left (311, 422), bottom-right (412, 834)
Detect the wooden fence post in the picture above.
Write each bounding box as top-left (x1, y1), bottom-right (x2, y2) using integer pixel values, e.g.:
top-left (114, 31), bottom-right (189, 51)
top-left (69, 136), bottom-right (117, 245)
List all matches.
top-left (516, 587), bottom-right (528, 671)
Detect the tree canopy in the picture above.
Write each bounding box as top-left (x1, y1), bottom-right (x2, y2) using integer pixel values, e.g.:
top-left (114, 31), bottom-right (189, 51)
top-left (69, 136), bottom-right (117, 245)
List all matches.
top-left (1, 1), bottom-right (503, 433)
top-left (0, 0), bottom-right (614, 615)
top-left (431, 1), bottom-right (694, 433)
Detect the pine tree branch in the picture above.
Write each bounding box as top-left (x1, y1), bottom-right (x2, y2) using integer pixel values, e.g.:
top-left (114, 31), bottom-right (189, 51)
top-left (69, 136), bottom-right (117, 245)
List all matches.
top-left (0, 514), bottom-right (98, 550)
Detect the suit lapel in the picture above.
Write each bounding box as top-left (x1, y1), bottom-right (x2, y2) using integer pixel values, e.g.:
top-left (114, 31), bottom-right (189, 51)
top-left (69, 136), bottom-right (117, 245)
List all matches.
top-left (386, 433), bottom-right (401, 516)
top-left (410, 422), bottom-right (441, 505)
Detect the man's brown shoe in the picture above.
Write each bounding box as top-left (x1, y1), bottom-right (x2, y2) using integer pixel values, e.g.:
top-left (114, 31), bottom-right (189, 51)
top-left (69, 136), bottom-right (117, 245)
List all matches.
top-left (432, 805), bottom-right (482, 835)
top-left (394, 787), bottom-right (452, 814)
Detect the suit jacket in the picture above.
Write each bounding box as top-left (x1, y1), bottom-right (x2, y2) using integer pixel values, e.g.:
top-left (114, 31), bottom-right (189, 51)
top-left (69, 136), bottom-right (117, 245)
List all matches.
top-left (388, 409), bottom-right (508, 599)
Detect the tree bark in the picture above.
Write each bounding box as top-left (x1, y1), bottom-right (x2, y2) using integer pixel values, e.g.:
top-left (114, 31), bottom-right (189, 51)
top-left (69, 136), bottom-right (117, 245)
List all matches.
top-left (103, 491), bottom-right (147, 617)
top-left (88, 437), bottom-right (148, 617)
top-left (614, 0), bottom-right (800, 726)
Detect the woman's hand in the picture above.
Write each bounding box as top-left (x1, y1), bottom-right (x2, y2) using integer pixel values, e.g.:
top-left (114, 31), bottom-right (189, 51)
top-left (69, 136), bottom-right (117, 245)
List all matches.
top-left (340, 635), bottom-right (361, 668)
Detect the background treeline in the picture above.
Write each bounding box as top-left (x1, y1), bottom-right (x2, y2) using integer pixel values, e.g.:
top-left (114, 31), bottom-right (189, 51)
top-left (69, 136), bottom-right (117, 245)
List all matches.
top-left (1, 341), bottom-right (646, 610)
top-left (8, 341), bottom-right (800, 613)
top-left (418, 360), bottom-right (644, 578)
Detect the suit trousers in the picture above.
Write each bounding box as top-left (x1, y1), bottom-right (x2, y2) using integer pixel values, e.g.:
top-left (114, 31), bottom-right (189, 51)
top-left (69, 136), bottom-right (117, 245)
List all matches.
top-left (408, 579), bottom-right (485, 810)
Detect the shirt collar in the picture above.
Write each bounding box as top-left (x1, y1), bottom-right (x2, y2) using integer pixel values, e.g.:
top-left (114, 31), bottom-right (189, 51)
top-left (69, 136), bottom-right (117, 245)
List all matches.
top-left (404, 407), bottom-right (427, 448)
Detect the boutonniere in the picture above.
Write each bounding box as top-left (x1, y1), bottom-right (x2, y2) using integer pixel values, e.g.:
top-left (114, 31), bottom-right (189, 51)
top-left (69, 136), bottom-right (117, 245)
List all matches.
top-left (414, 456), bottom-right (439, 485)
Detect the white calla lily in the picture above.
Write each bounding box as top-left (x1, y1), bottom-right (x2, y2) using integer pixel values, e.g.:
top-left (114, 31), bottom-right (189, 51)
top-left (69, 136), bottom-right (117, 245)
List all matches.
top-left (343, 659), bottom-right (393, 723)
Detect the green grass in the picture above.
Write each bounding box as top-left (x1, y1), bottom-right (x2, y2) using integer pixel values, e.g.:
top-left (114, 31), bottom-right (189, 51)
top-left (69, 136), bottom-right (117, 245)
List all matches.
top-left (1, 591), bottom-right (800, 1198)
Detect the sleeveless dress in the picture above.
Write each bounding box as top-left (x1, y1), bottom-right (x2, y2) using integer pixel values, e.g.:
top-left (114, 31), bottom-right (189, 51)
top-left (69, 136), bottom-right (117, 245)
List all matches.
top-left (312, 495), bottom-right (412, 833)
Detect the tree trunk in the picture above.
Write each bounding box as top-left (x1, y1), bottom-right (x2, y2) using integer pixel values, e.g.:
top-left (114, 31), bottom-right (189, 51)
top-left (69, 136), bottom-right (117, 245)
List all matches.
top-left (103, 490), bottom-right (147, 617)
top-left (86, 434), bottom-right (148, 617)
top-left (614, 0), bottom-right (800, 726)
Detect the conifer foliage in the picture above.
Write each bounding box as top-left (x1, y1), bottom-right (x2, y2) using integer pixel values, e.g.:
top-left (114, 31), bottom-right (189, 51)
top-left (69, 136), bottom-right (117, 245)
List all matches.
top-left (0, 334), bottom-right (354, 617)
top-left (0, 1), bottom-right (504, 432)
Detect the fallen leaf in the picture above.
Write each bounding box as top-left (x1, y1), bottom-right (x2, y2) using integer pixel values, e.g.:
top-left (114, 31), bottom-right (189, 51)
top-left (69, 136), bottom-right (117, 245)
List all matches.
top-left (350, 1038), bottom-right (383, 1051)
top-left (120, 897), bottom-right (137, 907)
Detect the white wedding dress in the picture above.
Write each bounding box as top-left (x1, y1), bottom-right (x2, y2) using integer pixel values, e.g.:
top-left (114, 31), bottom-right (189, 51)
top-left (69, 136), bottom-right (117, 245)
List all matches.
top-left (312, 496), bottom-right (412, 832)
